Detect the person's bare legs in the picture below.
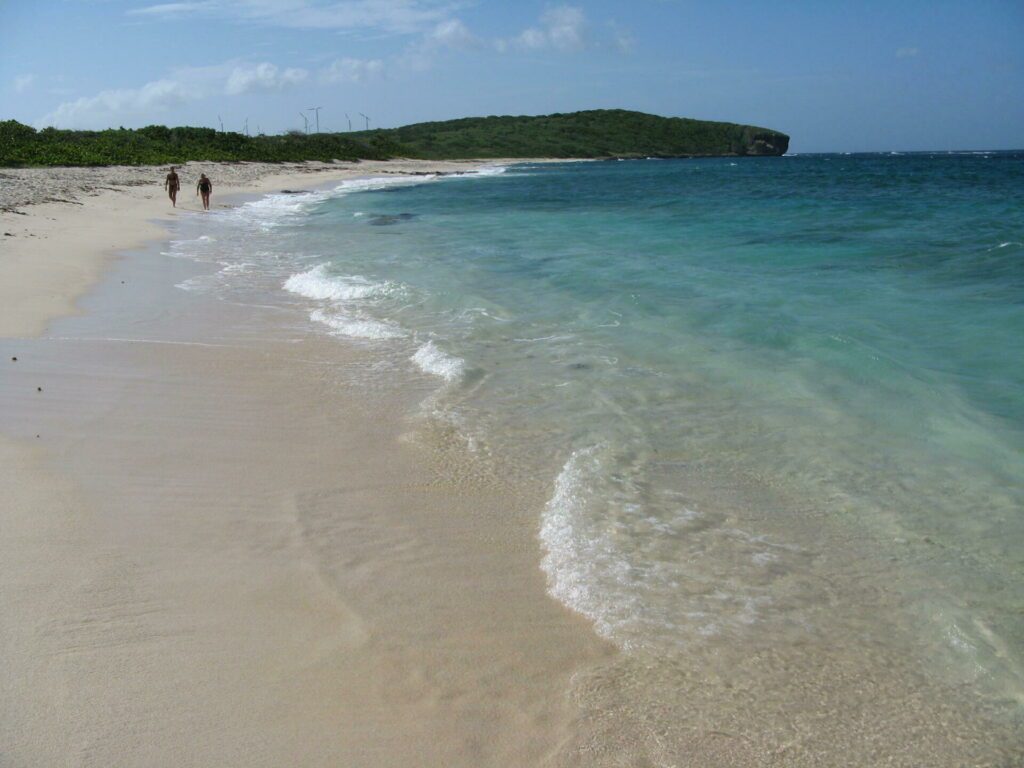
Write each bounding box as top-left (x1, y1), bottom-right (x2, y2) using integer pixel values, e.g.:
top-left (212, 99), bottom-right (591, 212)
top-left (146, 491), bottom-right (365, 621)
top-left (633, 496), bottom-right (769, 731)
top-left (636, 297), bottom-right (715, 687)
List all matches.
top-left (169, 188), bottom-right (177, 207)
top-left (201, 191), bottom-right (210, 210)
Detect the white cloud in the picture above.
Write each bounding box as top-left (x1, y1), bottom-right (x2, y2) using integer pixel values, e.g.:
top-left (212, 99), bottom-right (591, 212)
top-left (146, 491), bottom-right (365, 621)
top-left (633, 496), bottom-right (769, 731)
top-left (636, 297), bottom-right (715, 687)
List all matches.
top-left (396, 16), bottom-right (479, 70)
top-left (129, 2), bottom-right (209, 15)
top-left (320, 57), bottom-right (384, 83)
top-left (13, 74), bottom-right (36, 93)
top-left (501, 5), bottom-right (587, 53)
top-left (128, 0), bottom-right (458, 35)
top-left (225, 62), bottom-right (308, 94)
top-left (608, 21), bottom-right (633, 54)
top-left (426, 18), bottom-right (478, 49)
top-left (37, 61), bottom-right (306, 128)
top-left (40, 78), bottom-right (194, 128)
top-left (896, 47), bottom-right (919, 58)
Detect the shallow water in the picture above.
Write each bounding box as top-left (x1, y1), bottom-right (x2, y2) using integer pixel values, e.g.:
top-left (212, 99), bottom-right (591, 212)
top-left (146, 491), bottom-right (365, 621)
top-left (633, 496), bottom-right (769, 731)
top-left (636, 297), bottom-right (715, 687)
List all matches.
top-left (168, 154), bottom-right (1024, 761)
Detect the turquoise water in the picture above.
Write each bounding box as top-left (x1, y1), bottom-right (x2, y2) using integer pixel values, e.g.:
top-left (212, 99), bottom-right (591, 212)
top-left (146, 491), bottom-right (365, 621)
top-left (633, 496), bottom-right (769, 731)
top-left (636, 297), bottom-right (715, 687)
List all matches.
top-left (172, 155), bottom-right (1024, 739)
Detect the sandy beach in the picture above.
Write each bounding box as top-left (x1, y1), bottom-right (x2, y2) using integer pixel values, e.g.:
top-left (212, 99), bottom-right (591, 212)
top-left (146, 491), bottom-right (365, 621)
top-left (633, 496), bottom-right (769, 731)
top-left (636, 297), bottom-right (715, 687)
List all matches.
top-left (0, 160), bottom-right (613, 766)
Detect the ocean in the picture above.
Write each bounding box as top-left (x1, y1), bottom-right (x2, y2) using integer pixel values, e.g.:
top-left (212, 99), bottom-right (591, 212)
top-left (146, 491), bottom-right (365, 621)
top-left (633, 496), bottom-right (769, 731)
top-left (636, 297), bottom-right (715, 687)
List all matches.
top-left (169, 153), bottom-right (1023, 756)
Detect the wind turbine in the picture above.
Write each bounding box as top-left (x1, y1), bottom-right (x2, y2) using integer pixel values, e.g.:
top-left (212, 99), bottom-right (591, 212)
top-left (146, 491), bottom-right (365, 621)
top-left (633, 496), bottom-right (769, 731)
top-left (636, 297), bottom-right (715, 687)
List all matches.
top-left (359, 113), bottom-right (370, 130)
top-left (307, 106), bottom-right (322, 133)
top-left (344, 113), bottom-right (352, 131)
top-left (299, 112), bottom-right (309, 134)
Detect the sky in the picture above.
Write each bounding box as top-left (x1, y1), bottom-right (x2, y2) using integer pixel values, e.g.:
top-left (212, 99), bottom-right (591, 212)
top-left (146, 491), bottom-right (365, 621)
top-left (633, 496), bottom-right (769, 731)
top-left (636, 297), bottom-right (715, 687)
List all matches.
top-left (1, 1), bottom-right (1022, 152)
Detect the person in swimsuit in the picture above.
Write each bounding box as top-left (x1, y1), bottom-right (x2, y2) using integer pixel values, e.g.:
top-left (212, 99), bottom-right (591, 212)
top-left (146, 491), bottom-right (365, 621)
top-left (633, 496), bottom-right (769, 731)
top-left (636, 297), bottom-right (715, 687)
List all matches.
top-left (164, 166), bottom-right (180, 207)
top-left (196, 173), bottom-right (213, 211)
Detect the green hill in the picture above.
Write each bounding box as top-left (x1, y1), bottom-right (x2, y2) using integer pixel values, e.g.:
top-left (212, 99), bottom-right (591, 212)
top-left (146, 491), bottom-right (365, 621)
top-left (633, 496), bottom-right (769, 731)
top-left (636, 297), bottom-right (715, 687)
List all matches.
top-left (353, 109), bottom-right (789, 159)
top-left (0, 110), bottom-right (788, 167)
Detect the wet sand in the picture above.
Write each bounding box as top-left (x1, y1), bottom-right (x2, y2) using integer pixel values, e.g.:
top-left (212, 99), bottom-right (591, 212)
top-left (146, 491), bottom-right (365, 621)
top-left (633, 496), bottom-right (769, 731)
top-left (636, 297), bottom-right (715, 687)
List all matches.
top-left (0, 232), bottom-right (611, 766)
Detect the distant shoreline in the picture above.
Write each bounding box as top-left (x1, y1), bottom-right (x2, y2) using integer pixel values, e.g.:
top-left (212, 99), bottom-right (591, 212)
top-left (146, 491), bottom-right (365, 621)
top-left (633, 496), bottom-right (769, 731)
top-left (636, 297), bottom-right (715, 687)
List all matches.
top-left (0, 158), bottom-right (552, 336)
top-left (1, 110), bottom-right (790, 167)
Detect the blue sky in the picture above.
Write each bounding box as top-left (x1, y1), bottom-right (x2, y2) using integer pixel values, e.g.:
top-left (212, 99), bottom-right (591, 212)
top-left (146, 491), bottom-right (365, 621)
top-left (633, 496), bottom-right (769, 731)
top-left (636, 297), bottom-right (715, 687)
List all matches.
top-left (1, 1), bottom-right (1021, 151)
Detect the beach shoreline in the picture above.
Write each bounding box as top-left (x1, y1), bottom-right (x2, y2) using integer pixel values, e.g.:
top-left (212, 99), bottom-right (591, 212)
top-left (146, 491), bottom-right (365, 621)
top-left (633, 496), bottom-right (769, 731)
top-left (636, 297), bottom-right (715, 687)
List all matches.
top-left (3, 158), bottom-right (1020, 766)
top-left (0, 160), bottom-right (615, 766)
top-left (0, 158), bottom-right (556, 338)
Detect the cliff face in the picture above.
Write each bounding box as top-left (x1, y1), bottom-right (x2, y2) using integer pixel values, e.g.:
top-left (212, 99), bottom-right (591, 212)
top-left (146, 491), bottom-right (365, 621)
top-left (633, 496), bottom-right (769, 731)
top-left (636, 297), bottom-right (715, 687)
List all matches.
top-left (737, 128), bottom-right (790, 156)
top-left (741, 130), bottom-right (790, 156)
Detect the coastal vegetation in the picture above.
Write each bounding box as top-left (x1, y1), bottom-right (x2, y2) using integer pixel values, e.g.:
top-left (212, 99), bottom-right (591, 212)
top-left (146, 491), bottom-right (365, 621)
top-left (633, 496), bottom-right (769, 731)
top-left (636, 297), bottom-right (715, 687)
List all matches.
top-left (354, 110), bottom-right (789, 158)
top-left (0, 121), bottom-right (401, 167)
top-left (0, 110), bottom-right (788, 167)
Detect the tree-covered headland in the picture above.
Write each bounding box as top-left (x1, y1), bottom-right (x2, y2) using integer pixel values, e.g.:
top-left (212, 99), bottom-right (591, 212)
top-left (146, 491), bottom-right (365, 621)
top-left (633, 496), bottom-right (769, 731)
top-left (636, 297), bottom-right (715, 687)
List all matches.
top-left (0, 110), bottom-right (789, 167)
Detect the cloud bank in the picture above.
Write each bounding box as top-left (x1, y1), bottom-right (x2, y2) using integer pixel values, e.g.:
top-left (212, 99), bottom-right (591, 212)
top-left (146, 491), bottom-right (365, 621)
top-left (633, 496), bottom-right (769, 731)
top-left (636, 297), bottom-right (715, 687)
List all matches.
top-left (128, 0), bottom-right (458, 35)
top-left (40, 5), bottom-right (631, 128)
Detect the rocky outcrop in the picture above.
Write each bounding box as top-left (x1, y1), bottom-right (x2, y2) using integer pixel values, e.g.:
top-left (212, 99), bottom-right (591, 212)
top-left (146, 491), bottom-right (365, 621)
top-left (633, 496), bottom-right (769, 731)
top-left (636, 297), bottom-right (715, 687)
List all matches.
top-left (740, 130), bottom-right (790, 156)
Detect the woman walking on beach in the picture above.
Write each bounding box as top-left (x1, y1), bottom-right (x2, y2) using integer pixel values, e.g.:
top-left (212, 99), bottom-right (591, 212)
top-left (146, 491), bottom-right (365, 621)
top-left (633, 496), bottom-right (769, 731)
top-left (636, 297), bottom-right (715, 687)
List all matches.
top-left (197, 173), bottom-right (213, 211)
top-left (164, 167), bottom-right (180, 207)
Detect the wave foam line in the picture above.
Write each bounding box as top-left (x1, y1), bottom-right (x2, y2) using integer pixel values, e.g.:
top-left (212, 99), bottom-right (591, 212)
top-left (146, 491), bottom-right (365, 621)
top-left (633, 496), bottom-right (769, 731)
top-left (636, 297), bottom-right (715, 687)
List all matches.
top-left (538, 446), bottom-right (625, 640)
top-left (411, 341), bottom-right (465, 382)
top-left (309, 308), bottom-right (406, 340)
top-left (283, 265), bottom-right (393, 302)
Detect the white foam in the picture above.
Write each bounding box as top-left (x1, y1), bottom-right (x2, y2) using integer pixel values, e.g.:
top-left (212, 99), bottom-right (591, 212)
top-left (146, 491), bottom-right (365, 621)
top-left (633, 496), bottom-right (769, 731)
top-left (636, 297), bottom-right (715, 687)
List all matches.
top-left (283, 265), bottom-right (393, 302)
top-left (411, 341), bottom-right (465, 382)
top-left (208, 165), bottom-right (511, 235)
top-left (309, 308), bottom-right (405, 340)
top-left (537, 446), bottom-right (784, 649)
top-left (222, 174), bottom-right (438, 229)
top-left (539, 447), bottom-right (625, 641)
top-left (228, 190), bottom-right (330, 227)
top-left (331, 175), bottom-right (438, 195)
top-left (465, 165), bottom-right (507, 177)
top-left (175, 277), bottom-right (204, 292)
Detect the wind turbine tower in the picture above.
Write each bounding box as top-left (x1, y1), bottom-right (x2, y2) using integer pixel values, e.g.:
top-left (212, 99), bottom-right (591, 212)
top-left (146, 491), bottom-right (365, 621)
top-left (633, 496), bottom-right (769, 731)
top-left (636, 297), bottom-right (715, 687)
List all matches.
top-left (307, 106), bottom-right (322, 133)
